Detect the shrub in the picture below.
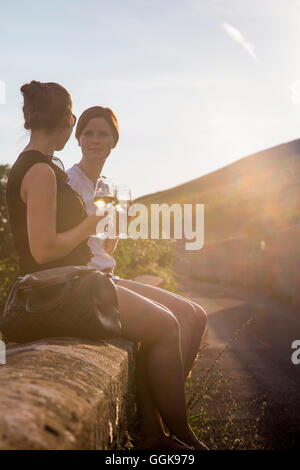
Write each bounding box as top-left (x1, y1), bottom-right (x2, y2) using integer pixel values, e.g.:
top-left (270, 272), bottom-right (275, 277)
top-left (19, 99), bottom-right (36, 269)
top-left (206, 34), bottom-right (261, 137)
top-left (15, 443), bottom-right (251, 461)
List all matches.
top-left (114, 238), bottom-right (177, 292)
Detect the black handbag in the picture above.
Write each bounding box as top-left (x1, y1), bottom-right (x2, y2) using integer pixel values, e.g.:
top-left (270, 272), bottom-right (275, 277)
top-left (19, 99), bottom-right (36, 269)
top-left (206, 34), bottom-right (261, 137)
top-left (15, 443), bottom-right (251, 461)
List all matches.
top-left (0, 266), bottom-right (122, 343)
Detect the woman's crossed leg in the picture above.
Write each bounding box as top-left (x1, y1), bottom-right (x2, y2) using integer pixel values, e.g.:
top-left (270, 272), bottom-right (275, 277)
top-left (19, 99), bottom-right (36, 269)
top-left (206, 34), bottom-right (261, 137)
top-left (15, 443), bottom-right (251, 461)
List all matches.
top-left (117, 278), bottom-right (207, 378)
top-left (116, 284), bottom-right (208, 450)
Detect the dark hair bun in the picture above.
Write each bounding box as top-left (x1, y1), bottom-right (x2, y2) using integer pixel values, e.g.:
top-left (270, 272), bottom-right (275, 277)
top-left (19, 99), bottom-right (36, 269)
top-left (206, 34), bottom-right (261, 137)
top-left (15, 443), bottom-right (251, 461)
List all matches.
top-left (20, 80), bottom-right (72, 131)
top-left (20, 80), bottom-right (43, 97)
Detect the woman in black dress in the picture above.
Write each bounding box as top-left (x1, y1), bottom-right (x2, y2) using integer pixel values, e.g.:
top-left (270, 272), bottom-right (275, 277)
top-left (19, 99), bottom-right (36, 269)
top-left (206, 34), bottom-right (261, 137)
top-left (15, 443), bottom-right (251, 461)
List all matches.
top-left (4, 81), bottom-right (208, 450)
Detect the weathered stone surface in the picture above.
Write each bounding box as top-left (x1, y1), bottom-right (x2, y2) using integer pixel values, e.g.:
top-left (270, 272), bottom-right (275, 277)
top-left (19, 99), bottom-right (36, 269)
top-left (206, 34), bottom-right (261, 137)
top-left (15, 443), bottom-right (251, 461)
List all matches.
top-left (0, 337), bottom-right (137, 450)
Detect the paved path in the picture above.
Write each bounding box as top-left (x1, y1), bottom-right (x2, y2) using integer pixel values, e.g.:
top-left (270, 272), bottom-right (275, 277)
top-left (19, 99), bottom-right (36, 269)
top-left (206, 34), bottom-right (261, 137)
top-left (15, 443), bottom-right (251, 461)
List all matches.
top-left (175, 272), bottom-right (300, 449)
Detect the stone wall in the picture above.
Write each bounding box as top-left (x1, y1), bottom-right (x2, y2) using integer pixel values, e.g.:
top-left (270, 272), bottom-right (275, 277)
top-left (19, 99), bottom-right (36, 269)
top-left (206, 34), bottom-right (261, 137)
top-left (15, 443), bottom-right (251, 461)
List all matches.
top-left (0, 337), bottom-right (137, 450)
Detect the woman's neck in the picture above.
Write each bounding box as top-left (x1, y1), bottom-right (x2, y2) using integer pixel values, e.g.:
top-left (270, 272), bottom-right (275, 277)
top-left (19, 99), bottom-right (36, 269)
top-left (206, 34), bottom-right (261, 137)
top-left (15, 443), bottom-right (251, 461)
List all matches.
top-left (23, 131), bottom-right (57, 156)
top-left (77, 158), bottom-right (106, 186)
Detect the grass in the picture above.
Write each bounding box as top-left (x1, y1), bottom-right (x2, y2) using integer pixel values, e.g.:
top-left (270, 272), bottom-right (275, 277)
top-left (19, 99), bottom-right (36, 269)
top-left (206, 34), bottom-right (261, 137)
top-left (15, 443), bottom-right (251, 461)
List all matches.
top-left (114, 238), bottom-right (178, 292)
top-left (118, 317), bottom-right (269, 451)
top-left (185, 318), bottom-right (268, 450)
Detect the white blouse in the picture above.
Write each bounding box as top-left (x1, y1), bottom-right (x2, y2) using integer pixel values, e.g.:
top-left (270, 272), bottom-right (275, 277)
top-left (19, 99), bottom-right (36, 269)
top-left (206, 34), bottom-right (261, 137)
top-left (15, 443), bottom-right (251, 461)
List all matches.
top-left (66, 164), bottom-right (116, 272)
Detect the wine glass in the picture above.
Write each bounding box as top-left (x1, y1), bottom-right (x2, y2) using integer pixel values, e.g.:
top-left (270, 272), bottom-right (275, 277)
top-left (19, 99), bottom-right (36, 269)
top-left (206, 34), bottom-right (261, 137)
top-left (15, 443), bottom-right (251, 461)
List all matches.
top-left (115, 184), bottom-right (133, 239)
top-left (115, 184), bottom-right (133, 212)
top-left (92, 177), bottom-right (116, 239)
top-left (93, 177), bottom-right (116, 210)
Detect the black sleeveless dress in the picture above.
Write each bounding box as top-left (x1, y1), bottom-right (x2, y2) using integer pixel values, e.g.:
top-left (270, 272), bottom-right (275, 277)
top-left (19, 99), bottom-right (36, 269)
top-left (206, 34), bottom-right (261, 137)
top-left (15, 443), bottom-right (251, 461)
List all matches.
top-left (6, 150), bottom-right (92, 276)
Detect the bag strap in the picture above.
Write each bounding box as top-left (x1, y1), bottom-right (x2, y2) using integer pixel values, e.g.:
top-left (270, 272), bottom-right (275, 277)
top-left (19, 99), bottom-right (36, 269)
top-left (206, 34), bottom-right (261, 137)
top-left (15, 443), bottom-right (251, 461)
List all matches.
top-left (19, 266), bottom-right (97, 292)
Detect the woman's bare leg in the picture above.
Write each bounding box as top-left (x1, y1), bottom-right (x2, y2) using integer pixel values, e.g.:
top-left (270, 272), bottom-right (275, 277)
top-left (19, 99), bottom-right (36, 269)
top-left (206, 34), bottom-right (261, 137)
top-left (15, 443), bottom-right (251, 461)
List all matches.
top-left (117, 279), bottom-right (207, 440)
top-left (117, 278), bottom-right (207, 376)
top-left (117, 285), bottom-right (208, 450)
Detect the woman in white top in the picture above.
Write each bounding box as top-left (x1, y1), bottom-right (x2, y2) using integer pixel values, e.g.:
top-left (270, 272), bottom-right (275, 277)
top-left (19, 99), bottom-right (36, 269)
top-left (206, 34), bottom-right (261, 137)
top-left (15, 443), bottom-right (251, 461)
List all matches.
top-left (67, 106), bottom-right (208, 450)
top-left (67, 160), bottom-right (117, 274)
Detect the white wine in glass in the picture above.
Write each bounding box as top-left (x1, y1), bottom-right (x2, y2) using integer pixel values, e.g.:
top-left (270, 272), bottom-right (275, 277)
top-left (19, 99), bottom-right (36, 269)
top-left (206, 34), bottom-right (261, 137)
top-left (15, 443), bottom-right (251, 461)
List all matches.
top-left (92, 177), bottom-right (116, 238)
top-left (93, 177), bottom-right (116, 210)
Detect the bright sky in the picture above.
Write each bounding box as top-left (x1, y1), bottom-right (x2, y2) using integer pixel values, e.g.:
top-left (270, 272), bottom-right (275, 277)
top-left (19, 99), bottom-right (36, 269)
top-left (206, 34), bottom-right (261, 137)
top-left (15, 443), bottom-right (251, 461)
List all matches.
top-left (0, 0), bottom-right (300, 198)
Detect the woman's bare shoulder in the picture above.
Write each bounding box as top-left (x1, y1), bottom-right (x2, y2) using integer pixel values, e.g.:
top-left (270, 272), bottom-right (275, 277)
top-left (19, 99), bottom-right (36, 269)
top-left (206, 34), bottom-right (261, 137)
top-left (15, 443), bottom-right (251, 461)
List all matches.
top-left (20, 162), bottom-right (56, 205)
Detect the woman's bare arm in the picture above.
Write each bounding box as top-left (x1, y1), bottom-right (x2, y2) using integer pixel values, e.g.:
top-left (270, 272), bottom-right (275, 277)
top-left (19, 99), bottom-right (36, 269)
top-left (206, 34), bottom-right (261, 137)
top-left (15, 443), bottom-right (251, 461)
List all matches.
top-left (23, 162), bottom-right (101, 265)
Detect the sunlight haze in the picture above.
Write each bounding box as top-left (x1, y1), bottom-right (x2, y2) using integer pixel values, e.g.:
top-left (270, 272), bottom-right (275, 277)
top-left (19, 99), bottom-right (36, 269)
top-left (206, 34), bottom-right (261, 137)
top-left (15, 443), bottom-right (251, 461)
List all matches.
top-left (0, 0), bottom-right (300, 198)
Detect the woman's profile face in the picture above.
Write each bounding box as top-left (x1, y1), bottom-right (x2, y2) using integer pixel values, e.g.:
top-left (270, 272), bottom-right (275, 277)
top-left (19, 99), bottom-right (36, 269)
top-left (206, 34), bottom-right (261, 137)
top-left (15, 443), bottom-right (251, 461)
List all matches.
top-left (55, 113), bottom-right (75, 151)
top-left (79, 117), bottom-right (115, 162)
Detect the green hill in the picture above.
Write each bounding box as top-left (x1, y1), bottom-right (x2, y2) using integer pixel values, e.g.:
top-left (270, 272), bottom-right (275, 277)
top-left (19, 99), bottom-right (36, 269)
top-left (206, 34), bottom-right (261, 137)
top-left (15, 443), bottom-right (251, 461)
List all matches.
top-left (135, 139), bottom-right (300, 242)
